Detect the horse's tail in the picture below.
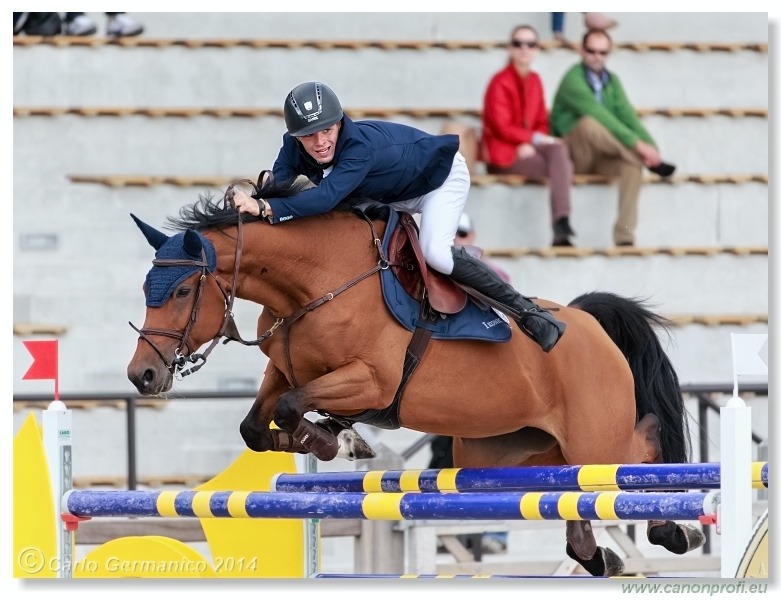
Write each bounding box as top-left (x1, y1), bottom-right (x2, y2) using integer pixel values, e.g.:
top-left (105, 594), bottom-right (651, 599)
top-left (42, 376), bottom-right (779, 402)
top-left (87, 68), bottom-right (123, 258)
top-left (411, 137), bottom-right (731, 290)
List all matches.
top-left (569, 291), bottom-right (691, 463)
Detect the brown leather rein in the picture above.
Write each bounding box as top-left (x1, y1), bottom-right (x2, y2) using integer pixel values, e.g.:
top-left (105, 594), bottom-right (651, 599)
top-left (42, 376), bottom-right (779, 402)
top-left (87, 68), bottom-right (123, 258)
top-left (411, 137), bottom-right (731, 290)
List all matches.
top-left (130, 203), bottom-right (390, 382)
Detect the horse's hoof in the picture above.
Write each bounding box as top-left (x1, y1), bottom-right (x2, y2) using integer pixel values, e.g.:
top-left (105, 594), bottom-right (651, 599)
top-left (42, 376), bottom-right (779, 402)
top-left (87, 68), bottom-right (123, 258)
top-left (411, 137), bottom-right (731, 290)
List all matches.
top-left (602, 547), bottom-right (626, 576)
top-left (648, 521), bottom-right (705, 555)
top-left (566, 543), bottom-right (625, 577)
top-left (336, 428), bottom-right (376, 460)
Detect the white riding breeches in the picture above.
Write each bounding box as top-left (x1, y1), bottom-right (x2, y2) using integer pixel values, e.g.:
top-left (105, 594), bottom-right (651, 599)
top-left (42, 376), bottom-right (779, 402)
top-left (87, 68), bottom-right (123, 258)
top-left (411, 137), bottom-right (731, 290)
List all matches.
top-left (357, 152), bottom-right (470, 275)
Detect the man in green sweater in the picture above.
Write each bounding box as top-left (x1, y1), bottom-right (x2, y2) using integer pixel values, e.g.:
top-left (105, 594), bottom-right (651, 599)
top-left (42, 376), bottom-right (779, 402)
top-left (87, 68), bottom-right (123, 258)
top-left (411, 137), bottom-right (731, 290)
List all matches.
top-left (550, 29), bottom-right (675, 246)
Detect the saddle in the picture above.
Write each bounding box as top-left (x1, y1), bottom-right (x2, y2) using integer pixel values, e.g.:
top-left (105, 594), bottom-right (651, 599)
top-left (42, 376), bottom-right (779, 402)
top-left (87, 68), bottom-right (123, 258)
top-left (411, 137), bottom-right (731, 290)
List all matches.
top-left (388, 212), bottom-right (473, 315)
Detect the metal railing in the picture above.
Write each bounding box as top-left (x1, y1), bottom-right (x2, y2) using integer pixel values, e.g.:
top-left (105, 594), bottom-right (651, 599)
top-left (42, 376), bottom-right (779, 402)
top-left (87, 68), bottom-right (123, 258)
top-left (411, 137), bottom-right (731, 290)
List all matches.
top-left (13, 383), bottom-right (767, 491)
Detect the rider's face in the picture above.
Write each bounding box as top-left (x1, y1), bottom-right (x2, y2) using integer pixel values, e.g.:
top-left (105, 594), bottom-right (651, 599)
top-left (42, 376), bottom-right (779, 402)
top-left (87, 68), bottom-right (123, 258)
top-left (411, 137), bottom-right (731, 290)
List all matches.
top-left (297, 121), bottom-right (341, 164)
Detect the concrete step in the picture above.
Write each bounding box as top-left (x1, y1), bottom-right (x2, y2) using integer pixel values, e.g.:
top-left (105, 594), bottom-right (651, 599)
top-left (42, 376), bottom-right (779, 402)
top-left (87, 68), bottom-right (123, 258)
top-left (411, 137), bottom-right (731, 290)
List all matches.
top-left (463, 179), bottom-right (768, 247)
top-left (37, 12), bottom-right (766, 44)
top-left (489, 253), bottom-right (767, 314)
top-left (13, 176), bottom-right (768, 253)
top-left (13, 42), bottom-right (768, 109)
top-left (12, 111), bottom-right (769, 177)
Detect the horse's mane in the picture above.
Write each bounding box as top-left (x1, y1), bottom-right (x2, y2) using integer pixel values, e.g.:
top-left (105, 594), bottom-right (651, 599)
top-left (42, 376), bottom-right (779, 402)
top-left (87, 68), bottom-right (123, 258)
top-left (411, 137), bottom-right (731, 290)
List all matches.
top-left (165, 175), bottom-right (383, 233)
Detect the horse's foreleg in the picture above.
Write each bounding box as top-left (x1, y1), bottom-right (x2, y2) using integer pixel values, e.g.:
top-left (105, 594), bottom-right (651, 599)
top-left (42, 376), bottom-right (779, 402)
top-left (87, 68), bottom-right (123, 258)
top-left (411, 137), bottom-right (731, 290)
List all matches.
top-left (240, 362), bottom-right (293, 453)
top-left (273, 361), bottom-right (385, 461)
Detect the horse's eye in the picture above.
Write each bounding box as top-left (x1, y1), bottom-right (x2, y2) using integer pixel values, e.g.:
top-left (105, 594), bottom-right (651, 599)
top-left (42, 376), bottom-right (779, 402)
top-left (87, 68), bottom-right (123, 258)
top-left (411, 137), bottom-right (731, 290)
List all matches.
top-left (176, 287), bottom-right (191, 298)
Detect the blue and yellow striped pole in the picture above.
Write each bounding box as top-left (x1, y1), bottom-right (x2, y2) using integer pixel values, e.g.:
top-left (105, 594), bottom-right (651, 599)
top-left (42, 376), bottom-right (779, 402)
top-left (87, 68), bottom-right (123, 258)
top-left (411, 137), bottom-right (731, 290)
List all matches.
top-left (63, 489), bottom-right (719, 522)
top-left (271, 462), bottom-right (768, 493)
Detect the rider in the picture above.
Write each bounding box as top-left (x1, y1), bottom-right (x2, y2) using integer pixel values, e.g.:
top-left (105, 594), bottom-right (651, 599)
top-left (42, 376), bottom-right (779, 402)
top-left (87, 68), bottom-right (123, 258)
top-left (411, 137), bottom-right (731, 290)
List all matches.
top-left (232, 81), bottom-right (566, 352)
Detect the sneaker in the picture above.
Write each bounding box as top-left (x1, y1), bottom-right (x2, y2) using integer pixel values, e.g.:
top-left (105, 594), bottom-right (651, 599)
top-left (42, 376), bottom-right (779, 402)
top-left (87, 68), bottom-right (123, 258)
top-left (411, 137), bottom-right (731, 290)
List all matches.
top-left (107, 14), bottom-right (144, 37)
top-left (64, 14), bottom-right (97, 36)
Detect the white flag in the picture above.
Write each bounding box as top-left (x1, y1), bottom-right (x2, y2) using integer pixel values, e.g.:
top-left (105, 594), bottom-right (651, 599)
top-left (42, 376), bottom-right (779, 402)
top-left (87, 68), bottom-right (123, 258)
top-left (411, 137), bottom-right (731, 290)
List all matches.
top-left (731, 333), bottom-right (768, 377)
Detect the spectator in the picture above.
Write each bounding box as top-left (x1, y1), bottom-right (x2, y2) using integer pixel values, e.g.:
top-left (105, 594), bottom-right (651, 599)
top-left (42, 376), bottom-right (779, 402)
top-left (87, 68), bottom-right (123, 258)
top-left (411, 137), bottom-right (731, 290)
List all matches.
top-left (232, 81), bottom-right (566, 352)
top-left (455, 213), bottom-right (511, 283)
top-left (13, 13), bottom-right (62, 36)
top-left (482, 24), bottom-right (576, 247)
top-left (63, 12), bottom-right (144, 37)
top-left (552, 13), bottom-right (618, 43)
top-left (550, 29), bottom-right (675, 247)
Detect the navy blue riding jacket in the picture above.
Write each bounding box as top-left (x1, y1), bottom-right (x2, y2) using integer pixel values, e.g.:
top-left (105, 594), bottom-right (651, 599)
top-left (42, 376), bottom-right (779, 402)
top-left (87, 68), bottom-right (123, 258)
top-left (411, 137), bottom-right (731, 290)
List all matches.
top-left (267, 115), bottom-right (460, 223)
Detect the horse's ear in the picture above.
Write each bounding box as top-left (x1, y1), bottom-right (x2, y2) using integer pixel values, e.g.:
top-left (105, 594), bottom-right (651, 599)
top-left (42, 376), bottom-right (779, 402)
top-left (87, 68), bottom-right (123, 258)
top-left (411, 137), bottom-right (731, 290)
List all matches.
top-left (182, 229), bottom-right (203, 258)
top-left (131, 213), bottom-right (169, 251)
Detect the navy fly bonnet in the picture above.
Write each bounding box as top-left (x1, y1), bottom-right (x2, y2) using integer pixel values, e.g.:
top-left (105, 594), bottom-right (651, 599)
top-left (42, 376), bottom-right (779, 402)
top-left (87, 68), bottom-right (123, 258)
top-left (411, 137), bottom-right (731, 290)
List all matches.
top-left (131, 214), bottom-right (217, 307)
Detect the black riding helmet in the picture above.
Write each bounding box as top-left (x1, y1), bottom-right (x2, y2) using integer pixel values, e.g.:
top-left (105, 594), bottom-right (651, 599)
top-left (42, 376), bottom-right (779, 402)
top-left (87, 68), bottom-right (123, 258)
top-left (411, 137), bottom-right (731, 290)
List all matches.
top-left (283, 82), bottom-right (344, 137)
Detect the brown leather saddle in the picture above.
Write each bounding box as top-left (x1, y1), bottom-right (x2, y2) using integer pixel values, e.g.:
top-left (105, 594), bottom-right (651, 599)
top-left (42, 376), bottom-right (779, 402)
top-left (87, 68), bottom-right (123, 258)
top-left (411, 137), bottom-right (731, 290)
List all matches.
top-left (388, 212), bottom-right (477, 315)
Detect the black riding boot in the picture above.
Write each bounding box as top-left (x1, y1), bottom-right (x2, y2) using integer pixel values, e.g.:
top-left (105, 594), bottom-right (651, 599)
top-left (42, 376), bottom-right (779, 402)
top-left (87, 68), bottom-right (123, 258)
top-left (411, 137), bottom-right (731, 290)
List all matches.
top-left (450, 246), bottom-right (566, 352)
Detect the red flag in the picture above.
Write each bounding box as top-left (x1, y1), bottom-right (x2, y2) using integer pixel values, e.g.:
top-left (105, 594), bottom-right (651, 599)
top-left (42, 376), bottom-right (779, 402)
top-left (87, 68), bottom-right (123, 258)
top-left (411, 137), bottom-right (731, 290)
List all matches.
top-left (22, 340), bottom-right (59, 385)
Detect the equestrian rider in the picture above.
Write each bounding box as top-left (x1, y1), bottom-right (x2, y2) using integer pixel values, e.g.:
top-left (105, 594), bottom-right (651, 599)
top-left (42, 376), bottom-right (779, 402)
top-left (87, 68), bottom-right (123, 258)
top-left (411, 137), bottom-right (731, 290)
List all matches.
top-left (232, 81), bottom-right (566, 352)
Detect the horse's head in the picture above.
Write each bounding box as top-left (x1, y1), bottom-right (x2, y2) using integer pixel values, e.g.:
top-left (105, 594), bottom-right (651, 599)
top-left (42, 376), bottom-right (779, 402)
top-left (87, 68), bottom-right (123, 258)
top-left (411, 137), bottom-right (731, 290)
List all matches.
top-left (127, 214), bottom-right (231, 395)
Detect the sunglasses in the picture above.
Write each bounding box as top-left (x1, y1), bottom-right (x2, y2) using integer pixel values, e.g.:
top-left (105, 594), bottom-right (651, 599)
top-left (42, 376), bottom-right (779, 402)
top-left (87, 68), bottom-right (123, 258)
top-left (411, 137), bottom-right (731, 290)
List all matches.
top-left (584, 47), bottom-right (610, 56)
top-left (510, 39), bottom-right (538, 49)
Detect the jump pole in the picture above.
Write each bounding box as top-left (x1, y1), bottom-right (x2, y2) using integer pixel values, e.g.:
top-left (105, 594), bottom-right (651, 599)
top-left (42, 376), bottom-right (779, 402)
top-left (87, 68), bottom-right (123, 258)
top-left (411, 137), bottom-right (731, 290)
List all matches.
top-left (270, 462), bottom-right (768, 494)
top-left (62, 489), bottom-right (720, 522)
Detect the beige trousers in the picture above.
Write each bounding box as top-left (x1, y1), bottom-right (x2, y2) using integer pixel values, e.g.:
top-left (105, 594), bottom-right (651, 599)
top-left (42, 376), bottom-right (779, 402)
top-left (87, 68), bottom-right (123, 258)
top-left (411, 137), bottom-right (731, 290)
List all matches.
top-left (564, 116), bottom-right (644, 245)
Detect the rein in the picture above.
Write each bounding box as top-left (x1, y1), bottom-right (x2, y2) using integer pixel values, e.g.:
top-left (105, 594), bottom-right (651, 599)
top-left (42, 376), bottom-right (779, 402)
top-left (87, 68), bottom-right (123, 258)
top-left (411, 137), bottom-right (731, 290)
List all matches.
top-left (131, 194), bottom-right (391, 381)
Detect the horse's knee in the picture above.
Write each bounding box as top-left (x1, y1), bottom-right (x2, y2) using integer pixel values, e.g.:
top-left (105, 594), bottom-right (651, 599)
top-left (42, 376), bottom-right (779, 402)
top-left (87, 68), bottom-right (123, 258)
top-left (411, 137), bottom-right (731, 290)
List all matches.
top-left (239, 416), bottom-right (273, 452)
top-left (273, 391), bottom-right (304, 430)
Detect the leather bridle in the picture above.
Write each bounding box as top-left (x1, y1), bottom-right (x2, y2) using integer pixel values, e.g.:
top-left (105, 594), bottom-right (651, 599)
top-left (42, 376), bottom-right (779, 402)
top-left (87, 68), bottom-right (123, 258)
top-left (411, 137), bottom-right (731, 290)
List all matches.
top-left (129, 219), bottom-right (243, 379)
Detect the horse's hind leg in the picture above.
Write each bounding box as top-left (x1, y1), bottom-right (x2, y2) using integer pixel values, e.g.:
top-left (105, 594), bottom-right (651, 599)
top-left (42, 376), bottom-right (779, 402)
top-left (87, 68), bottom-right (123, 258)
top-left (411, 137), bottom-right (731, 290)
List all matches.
top-left (630, 414), bottom-right (706, 555)
top-left (647, 520), bottom-right (705, 555)
top-left (453, 433), bottom-right (627, 576)
top-left (566, 521), bottom-right (625, 577)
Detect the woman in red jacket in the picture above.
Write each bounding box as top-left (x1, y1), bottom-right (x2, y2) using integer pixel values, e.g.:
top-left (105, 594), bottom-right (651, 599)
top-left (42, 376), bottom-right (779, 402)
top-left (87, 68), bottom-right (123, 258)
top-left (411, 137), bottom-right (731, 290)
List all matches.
top-left (482, 25), bottom-right (576, 247)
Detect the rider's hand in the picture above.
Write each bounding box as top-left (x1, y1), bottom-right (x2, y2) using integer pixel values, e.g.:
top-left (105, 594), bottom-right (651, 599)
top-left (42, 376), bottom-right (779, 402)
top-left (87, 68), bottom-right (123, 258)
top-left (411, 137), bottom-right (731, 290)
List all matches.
top-left (232, 189), bottom-right (261, 216)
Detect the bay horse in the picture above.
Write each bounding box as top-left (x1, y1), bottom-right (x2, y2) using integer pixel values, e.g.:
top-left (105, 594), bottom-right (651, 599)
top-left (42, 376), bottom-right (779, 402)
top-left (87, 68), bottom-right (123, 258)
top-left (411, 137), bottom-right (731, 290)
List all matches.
top-left (126, 178), bottom-right (703, 576)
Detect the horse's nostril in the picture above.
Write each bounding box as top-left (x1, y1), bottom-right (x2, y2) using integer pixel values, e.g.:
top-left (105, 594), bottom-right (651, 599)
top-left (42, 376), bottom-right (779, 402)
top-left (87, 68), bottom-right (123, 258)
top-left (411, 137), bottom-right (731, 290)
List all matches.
top-left (142, 369), bottom-right (156, 389)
